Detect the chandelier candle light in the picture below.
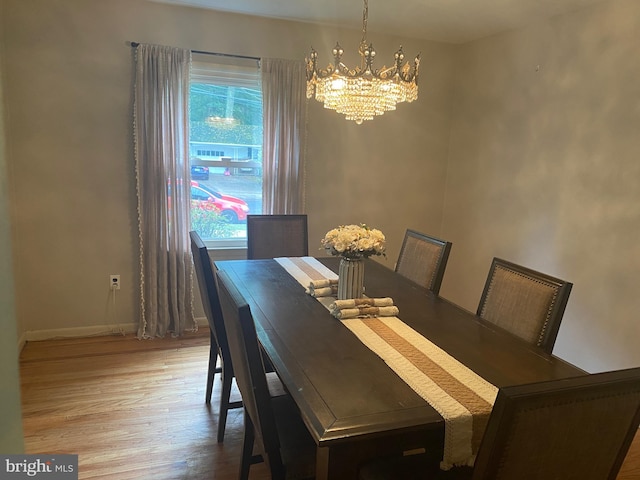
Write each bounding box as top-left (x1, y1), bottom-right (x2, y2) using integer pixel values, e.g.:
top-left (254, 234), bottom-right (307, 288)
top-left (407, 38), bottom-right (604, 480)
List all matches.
top-left (305, 0), bottom-right (420, 124)
top-left (321, 224), bottom-right (386, 299)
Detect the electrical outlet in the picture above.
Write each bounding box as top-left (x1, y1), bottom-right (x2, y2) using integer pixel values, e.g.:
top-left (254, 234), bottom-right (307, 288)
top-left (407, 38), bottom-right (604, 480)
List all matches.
top-left (110, 274), bottom-right (121, 290)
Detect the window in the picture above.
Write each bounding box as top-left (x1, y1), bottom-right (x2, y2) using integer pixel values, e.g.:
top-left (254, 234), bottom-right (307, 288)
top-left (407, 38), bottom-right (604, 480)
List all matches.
top-left (196, 149), bottom-right (225, 157)
top-left (190, 59), bottom-right (262, 248)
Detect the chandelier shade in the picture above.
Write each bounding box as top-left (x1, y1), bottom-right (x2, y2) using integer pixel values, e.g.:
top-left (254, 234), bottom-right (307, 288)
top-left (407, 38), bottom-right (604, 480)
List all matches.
top-left (305, 0), bottom-right (419, 124)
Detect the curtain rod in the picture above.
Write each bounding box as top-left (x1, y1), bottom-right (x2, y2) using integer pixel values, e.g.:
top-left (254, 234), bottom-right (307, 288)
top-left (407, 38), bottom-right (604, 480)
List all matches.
top-left (129, 42), bottom-right (260, 62)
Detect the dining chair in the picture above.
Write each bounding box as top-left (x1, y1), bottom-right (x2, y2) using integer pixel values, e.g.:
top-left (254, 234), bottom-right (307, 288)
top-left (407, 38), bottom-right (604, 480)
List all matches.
top-left (216, 269), bottom-right (317, 480)
top-left (190, 230), bottom-right (242, 442)
top-left (246, 214), bottom-right (309, 259)
top-left (394, 229), bottom-right (452, 295)
top-left (358, 366), bottom-right (640, 480)
top-left (190, 230), bottom-right (284, 443)
top-left (476, 257), bottom-right (572, 354)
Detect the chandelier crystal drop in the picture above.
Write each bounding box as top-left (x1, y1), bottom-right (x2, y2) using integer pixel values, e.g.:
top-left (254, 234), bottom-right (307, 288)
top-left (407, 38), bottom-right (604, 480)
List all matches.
top-left (305, 0), bottom-right (419, 124)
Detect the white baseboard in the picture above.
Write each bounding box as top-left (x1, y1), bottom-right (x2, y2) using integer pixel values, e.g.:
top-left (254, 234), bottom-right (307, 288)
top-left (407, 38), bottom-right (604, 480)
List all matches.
top-left (18, 317), bottom-right (208, 352)
top-left (17, 324), bottom-right (136, 353)
top-left (23, 323), bottom-right (138, 342)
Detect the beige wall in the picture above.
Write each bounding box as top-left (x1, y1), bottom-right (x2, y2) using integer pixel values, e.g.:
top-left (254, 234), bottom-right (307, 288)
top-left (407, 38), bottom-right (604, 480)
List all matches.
top-left (0, 0), bottom-right (24, 448)
top-left (1, 1), bottom-right (453, 336)
top-left (441, 0), bottom-right (640, 372)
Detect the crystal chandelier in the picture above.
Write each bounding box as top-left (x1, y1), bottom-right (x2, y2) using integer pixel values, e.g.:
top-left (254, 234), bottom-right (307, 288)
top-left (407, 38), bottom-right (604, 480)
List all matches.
top-left (305, 0), bottom-right (420, 124)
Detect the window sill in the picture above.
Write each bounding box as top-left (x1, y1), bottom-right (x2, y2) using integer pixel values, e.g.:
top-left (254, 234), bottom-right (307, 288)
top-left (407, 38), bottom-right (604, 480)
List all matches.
top-left (205, 245), bottom-right (247, 261)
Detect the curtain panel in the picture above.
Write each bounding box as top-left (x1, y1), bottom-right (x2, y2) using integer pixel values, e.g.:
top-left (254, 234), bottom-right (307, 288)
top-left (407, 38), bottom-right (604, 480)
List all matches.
top-left (133, 44), bottom-right (196, 338)
top-left (261, 58), bottom-right (307, 214)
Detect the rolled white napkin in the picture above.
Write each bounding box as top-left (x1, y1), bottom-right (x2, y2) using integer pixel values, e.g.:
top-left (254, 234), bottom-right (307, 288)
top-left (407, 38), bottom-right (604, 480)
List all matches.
top-left (309, 279), bottom-right (337, 288)
top-left (332, 297), bottom-right (394, 309)
top-left (305, 278), bottom-right (338, 297)
top-left (310, 285), bottom-right (338, 297)
top-left (332, 305), bottom-right (400, 320)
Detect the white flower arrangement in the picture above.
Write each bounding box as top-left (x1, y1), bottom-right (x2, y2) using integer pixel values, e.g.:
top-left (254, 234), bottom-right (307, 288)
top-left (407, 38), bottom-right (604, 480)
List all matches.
top-left (321, 224), bottom-right (386, 259)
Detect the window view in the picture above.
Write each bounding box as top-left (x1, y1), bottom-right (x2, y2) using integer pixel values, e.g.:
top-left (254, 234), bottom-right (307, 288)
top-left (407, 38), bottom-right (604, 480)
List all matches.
top-left (189, 61), bottom-right (262, 246)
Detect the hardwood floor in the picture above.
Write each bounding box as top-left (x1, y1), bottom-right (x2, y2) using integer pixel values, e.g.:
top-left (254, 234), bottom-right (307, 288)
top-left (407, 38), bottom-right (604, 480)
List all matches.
top-left (623, 434), bottom-right (640, 480)
top-left (19, 329), bottom-right (270, 479)
top-left (20, 329), bottom-right (640, 479)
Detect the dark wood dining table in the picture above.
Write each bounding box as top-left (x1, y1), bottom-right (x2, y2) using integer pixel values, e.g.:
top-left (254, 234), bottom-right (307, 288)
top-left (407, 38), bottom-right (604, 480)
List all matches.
top-left (215, 257), bottom-right (586, 479)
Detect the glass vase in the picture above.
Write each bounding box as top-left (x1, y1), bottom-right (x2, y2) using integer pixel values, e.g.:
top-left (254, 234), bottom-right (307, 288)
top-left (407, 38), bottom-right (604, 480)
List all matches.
top-left (337, 257), bottom-right (365, 300)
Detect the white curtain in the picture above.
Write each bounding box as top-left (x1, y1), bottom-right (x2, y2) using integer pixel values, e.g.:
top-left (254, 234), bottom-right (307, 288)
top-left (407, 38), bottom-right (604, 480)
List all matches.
top-left (133, 44), bottom-right (196, 338)
top-left (261, 58), bottom-right (307, 214)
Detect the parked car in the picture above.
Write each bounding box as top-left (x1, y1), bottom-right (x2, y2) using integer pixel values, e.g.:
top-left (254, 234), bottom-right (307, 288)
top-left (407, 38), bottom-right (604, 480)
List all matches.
top-left (190, 181), bottom-right (249, 223)
top-left (190, 165), bottom-right (209, 180)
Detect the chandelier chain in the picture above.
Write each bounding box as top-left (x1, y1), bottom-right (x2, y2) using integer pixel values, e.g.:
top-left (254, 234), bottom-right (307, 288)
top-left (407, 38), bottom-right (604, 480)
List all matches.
top-left (361, 0), bottom-right (368, 45)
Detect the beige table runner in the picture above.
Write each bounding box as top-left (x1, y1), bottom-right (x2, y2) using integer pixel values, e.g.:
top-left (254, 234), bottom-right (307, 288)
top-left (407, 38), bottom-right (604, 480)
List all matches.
top-left (275, 257), bottom-right (498, 469)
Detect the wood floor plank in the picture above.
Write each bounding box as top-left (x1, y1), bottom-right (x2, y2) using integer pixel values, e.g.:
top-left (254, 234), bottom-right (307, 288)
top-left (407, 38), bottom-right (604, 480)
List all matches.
top-left (20, 328), bottom-right (640, 479)
top-left (20, 328), bottom-right (269, 479)
top-left (619, 432), bottom-right (640, 480)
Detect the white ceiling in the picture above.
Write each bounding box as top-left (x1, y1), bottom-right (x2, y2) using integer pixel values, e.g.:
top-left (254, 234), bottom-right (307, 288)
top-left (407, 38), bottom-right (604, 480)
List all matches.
top-left (151, 0), bottom-right (607, 44)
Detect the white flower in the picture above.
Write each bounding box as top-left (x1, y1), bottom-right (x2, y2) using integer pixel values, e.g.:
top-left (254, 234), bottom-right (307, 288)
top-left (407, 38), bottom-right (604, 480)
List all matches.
top-left (321, 224), bottom-right (386, 259)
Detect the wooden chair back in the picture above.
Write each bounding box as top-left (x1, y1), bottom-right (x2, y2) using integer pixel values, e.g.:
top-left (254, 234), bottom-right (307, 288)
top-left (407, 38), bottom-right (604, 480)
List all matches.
top-left (395, 229), bottom-right (452, 295)
top-left (190, 231), bottom-right (232, 366)
top-left (246, 214), bottom-right (308, 259)
top-left (472, 367), bottom-right (640, 479)
top-left (358, 368), bottom-right (640, 480)
top-left (477, 257), bottom-right (572, 354)
top-left (216, 269), bottom-right (286, 479)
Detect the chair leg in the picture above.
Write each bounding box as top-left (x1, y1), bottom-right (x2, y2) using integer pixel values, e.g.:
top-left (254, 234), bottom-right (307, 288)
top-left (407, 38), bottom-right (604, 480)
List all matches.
top-left (205, 332), bottom-right (221, 404)
top-left (218, 362), bottom-right (235, 443)
top-left (205, 350), bottom-right (216, 404)
top-left (240, 411), bottom-right (255, 480)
